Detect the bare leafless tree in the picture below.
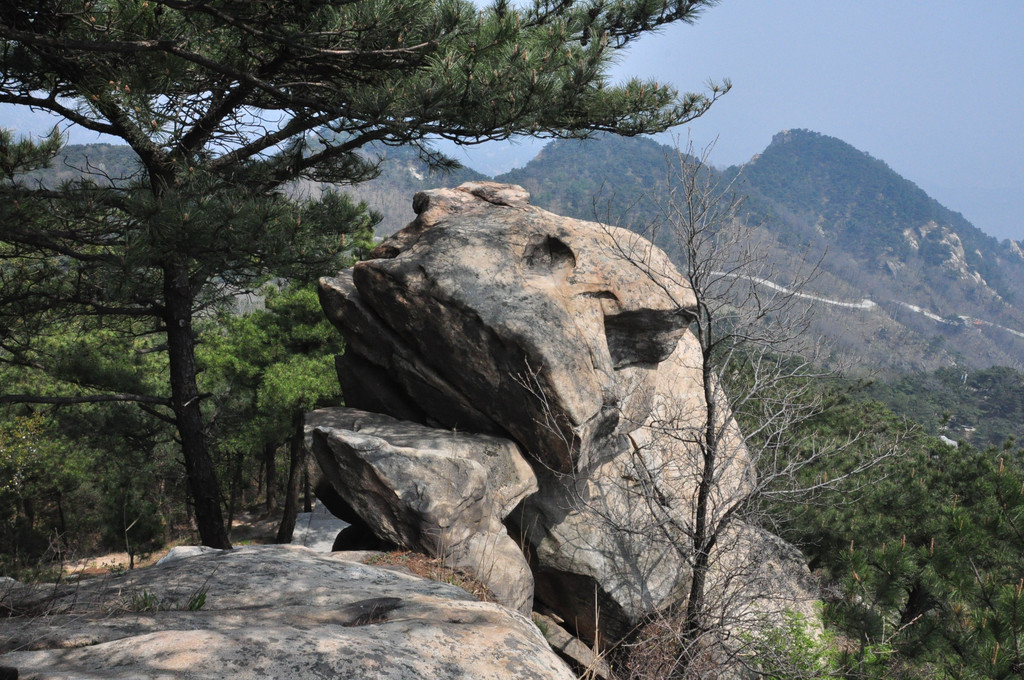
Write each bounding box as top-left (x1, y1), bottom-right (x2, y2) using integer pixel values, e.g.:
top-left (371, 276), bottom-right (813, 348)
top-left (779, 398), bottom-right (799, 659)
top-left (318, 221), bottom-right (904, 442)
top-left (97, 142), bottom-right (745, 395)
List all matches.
top-left (569, 142), bottom-right (904, 678)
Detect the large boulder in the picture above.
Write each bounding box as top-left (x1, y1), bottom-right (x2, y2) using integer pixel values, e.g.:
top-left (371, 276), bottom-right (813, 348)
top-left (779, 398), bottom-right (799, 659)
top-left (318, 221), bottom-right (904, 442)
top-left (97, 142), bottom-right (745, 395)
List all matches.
top-left (319, 181), bottom-right (694, 474)
top-left (307, 407), bottom-right (537, 613)
top-left (317, 182), bottom-right (811, 646)
top-left (0, 545), bottom-right (575, 680)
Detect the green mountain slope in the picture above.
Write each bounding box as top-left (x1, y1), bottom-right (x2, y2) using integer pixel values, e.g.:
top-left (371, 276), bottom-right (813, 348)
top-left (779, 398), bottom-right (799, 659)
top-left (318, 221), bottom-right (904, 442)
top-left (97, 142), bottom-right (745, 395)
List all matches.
top-left (499, 135), bottom-right (671, 224)
top-left (497, 132), bottom-right (1024, 372)
top-left (19, 143), bottom-right (141, 186)
top-left (732, 129), bottom-right (1022, 303)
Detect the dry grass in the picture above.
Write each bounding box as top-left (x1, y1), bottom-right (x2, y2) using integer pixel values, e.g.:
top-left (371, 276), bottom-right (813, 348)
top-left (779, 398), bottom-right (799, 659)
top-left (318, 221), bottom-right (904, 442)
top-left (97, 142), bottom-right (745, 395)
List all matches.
top-left (364, 550), bottom-right (495, 603)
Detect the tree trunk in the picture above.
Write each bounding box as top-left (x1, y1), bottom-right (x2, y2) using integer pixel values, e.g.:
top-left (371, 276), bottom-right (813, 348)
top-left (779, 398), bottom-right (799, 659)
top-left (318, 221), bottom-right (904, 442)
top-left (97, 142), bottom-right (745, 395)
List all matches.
top-left (683, 348), bottom-right (719, 651)
top-left (23, 496), bottom-right (35, 528)
top-left (163, 263), bottom-right (231, 549)
top-left (226, 449), bottom-right (245, 539)
top-left (684, 458), bottom-right (715, 648)
top-left (263, 441), bottom-right (278, 515)
top-left (276, 411), bottom-right (305, 544)
top-left (302, 466), bottom-right (312, 513)
top-left (56, 490), bottom-right (67, 534)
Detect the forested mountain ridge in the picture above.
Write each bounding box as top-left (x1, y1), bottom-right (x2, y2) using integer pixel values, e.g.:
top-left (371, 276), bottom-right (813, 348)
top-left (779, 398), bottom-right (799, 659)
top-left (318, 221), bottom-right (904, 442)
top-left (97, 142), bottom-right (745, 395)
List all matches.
top-left (733, 129), bottom-right (1024, 306)
top-left (497, 133), bottom-right (672, 222)
top-left (497, 131), bottom-right (1024, 372)
top-left (17, 143), bottom-right (140, 187)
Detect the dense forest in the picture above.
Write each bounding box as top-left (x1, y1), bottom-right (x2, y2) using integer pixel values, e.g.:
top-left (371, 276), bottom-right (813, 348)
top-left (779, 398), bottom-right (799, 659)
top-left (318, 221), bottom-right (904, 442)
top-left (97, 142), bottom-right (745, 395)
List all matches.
top-left (862, 366), bottom-right (1024, 451)
top-left (768, 389), bottom-right (1024, 679)
top-left (0, 277), bottom-right (359, 573)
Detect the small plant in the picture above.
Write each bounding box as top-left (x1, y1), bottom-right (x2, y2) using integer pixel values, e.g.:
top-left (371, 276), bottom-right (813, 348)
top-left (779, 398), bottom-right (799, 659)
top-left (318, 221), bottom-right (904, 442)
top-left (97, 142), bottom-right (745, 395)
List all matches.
top-left (532, 613), bottom-right (550, 638)
top-left (185, 587), bottom-right (207, 611)
top-left (126, 589), bottom-right (163, 612)
top-left (118, 585), bottom-right (208, 613)
top-left (744, 609), bottom-right (838, 680)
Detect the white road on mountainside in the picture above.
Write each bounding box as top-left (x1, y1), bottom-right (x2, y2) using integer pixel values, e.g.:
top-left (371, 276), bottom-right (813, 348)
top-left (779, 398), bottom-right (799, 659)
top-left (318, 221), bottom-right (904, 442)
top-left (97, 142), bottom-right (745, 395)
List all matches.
top-left (718, 272), bottom-right (1024, 340)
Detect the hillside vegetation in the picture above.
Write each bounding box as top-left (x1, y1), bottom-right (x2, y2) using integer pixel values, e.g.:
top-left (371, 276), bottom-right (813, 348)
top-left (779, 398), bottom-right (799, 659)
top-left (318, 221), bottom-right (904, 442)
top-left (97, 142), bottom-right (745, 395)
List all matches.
top-left (18, 143), bottom-right (140, 187)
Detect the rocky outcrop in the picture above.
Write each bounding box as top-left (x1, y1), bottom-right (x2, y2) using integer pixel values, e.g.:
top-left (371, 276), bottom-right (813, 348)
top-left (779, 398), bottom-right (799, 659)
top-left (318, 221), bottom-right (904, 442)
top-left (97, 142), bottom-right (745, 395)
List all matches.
top-left (319, 181), bottom-right (693, 475)
top-left (0, 545), bottom-right (575, 680)
top-left (315, 182), bottom-right (813, 648)
top-left (306, 407), bottom-right (537, 613)
top-left (1010, 239), bottom-right (1024, 261)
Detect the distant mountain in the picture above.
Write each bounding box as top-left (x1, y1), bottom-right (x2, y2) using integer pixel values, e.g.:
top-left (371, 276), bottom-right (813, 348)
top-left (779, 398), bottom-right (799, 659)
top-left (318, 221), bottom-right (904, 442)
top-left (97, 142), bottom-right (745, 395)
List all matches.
top-left (316, 146), bottom-right (487, 235)
top-left (496, 131), bottom-right (1024, 373)
top-left (19, 143), bottom-right (140, 187)
top-left (498, 134), bottom-right (672, 223)
top-left (733, 129), bottom-right (1023, 302)
top-left (731, 130), bottom-right (1024, 370)
top-left (21, 143), bottom-right (485, 237)
top-left (21, 135), bottom-right (1024, 372)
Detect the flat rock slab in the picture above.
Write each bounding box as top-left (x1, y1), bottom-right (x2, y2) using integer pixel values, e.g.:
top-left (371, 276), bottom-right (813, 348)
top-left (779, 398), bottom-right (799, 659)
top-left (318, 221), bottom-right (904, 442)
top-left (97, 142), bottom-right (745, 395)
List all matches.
top-left (306, 407), bottom-right (537, 519)
top-left (1, 545), bottom-right (574, 680)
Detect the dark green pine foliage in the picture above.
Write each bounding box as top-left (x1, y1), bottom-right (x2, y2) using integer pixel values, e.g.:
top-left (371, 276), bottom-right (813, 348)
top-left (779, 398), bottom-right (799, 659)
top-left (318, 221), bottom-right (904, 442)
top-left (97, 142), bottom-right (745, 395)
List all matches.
top-left (199, 282), bottom-right (362, 542)
top-left (773, 385), bottom-right (1024, 678)
top-left (0, 128), bottom-right (376, 549)
top-left (924, 443), bottom-right (1024, 679)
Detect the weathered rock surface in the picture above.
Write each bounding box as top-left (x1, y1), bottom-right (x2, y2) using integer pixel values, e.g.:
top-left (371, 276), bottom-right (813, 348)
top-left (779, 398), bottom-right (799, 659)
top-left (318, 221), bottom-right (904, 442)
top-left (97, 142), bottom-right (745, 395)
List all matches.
top-left (319, 181), bottom-right (694, 474)
top-left (0, 545), bottom-right (575, 680)
top-left (316, 182), bottom-right (813, 647)
top-left (510, 331), bottom-right (760, 643)
top-left (307, 407), bottom-right (537, 612)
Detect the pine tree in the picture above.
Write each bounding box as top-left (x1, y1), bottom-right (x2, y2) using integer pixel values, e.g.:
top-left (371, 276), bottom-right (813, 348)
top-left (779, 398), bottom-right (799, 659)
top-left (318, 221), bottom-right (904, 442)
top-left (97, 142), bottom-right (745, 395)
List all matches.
top-left (1, 0), bottom-right (726, 547)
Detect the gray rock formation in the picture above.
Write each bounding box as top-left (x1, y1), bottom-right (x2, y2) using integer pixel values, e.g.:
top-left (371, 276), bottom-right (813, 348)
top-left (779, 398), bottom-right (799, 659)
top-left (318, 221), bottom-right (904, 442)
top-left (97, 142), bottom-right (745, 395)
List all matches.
top-left (319, 181), bottom-right (694, 474)
top-left (0, 545), bottom-right (575, 680)
top-left (316, 182), bottom-right (814, 647)
top-left (291, 500), bottom-right (350, 552)
top-left (306, 407), bottom-right (537, 612)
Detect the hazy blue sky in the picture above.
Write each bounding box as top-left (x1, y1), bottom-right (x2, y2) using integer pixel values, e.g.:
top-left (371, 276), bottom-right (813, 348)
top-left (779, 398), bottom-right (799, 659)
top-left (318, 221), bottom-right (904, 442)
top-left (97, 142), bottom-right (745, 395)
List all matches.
top-left (450, 1), bottom-right (1024, 241)
top-left (3, 1), bottom-right (1021, 240)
